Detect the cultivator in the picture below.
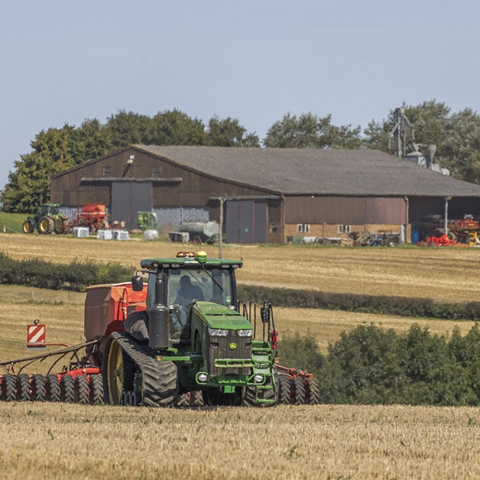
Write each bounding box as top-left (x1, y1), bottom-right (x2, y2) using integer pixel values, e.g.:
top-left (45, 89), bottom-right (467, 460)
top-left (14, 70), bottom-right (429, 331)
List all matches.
top-left (0, 252), bottom-right (320, 407)
top-left (0, 340), bottom-right (104, 404)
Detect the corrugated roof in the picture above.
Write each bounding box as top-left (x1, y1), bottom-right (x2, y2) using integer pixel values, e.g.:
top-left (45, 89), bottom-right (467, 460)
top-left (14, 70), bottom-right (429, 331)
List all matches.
top-left (134, 145), bottom-right (480, 197)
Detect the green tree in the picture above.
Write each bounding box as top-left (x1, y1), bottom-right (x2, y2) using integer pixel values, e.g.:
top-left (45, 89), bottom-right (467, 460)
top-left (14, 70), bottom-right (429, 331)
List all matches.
top-left (443, 108), bottom-right (480, 183)
top-left (105, 110), bottom-right (152, 147)
top-left (1, 127), bottom-right (76, 213)
top-left (70, 118), bottom-right (113, 165)
top-left (148, 109), bottom-right (208, 146)
top-left (207, 115), bottom-right (260, 147)
top-left (279, 332), bottom-right (325, 377)
top-left (263, 112), bottom-right (362, 149)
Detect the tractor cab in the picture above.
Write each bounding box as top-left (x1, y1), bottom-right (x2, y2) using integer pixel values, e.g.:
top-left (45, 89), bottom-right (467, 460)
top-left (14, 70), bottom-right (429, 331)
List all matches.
top-left (39, 203), bottom-right (60, 216)
top-left (134, 251), bottom-right (242, 343)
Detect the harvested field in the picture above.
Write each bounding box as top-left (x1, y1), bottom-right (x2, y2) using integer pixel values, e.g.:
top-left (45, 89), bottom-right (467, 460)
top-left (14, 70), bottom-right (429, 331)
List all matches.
top-left (0, 402), bottom-right (479, 479)
top-left (274, 307), bottom-right (476, 353)
top-left (2, 233), bottom-right (480, 301)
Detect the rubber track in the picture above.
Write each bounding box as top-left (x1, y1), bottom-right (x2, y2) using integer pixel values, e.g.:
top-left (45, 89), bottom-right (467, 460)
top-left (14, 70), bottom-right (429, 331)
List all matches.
top-left (109, 332), bottom-right (178, 407)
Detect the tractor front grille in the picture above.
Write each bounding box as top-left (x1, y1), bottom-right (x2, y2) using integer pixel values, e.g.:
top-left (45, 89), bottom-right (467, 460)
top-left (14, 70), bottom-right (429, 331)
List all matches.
top-left (206, 330), bottom-right (252, 376)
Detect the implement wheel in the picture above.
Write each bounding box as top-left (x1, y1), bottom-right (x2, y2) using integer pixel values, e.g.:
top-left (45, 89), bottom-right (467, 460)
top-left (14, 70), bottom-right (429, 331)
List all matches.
top-left (37, 216), bottom-right (54, 234)
top-left (75, 376), bottom-right (90, 404)
top-left (62, 375), bottom-right (75, 403)
top-left (306, 378), bottom-right (320, 405)
top-left (294, 377), bottom-right (306, 405)
top-left (46, 374), bottom-right (61, 402)
top-left (90, 375), bottom-right (104, 405)
top-left (32, 375), bottom-right (46, 402)
top-left (277, 375), bottom-right (292, 405)
top-left (3, 375), bottom-right (17, 401)
top-left (18, 374), bottom-right (32, 402)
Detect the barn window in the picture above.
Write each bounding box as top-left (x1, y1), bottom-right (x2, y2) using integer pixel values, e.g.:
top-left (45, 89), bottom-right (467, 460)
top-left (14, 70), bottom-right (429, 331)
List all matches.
top-left (270, 223), bottom-right (277, 233)
top-left (152, 165), bottom-right (161, 177)
top-left (297, 224), bottom-right (310, 233)
top-left (102, 166), bottom-right (112, 177)
top-left (338, 225), bottom-right (351, 234)
top-left (297, 224), bottom-right (303, 233)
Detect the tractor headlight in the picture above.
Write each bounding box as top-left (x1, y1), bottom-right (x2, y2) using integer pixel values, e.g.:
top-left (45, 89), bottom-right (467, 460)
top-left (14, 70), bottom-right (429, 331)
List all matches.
top-left (208, 328), bottom-right (228, 337)
top-left (198, 373), bottom-right (208, 383)
top-left (254, 374), bottom-right (264, 383)
top-left (238, 330), bottom-right (252, 337)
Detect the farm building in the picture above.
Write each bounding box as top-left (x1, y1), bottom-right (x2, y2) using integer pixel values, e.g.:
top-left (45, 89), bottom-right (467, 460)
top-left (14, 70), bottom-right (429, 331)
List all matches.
top-left (50, 145), bottom-right (480, 243)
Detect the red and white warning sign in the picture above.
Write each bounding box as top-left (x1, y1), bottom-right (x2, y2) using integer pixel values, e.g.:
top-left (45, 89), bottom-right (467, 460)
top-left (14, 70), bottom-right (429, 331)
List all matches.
top-left (27, 320), bottom-right (46, 349)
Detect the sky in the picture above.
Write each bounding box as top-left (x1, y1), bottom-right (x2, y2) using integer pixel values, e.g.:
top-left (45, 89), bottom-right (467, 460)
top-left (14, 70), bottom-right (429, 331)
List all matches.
top-left (1, 0), bottom-right (480, 191)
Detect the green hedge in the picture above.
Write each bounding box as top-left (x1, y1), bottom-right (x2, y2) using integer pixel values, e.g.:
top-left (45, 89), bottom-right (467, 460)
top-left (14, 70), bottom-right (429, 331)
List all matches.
top-left (281, 324), bottom-right (480, 406)
top-left (0, 252), bottom-right (131, 291)
top-left (238, 284), bottom-right (480, 320)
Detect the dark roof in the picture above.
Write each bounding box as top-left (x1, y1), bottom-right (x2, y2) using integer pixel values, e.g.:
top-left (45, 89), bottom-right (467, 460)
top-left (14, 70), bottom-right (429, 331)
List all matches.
top-left (51, 145), bottom-right (480, 197)
top-left (134, 145), bottom-right (480, 197)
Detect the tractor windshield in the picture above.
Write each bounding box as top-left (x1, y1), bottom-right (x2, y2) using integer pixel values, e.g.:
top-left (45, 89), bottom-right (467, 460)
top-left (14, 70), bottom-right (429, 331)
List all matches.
top-left (167, 268), bottom-right (234, 308)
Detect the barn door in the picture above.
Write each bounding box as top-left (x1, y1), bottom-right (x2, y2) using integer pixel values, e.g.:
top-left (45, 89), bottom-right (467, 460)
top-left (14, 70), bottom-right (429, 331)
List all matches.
top-left (225, 200), bottom-right (267, 244)
top-left (111, 182), bottom-right (152, 229)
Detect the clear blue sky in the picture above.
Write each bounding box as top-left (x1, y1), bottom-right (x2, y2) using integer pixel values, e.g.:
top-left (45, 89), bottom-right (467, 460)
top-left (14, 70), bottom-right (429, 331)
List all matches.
top-left (1, 1), bottom-right (479, 191)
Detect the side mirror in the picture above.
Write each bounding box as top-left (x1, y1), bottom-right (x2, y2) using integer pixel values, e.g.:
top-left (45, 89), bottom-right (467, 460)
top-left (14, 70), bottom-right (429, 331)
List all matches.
top-left (131, 275), bottom-right (144, 291)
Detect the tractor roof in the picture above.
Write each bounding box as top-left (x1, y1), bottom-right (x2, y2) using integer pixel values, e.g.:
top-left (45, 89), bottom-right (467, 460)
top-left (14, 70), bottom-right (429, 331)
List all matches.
top-left (140, 251), bottom-right (242, 270)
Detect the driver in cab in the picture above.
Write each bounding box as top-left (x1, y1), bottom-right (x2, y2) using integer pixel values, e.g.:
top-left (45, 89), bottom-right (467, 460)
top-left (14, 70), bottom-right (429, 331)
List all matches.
top-left (174, 275), bottom-right (204, 307)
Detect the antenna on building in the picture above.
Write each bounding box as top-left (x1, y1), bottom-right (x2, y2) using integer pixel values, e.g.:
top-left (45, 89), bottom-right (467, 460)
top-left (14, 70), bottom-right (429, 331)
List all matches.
top-left (387, 107), bottom-right (445, 175)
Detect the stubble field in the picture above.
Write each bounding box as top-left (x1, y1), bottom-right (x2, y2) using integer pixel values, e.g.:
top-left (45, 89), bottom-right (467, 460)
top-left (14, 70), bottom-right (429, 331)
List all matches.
top-left (1, 402), bottom-right (480, 480)
top-left (1, 234), bottom-right (480, 479)
top-left (2, 233), bottom-right (480, 301)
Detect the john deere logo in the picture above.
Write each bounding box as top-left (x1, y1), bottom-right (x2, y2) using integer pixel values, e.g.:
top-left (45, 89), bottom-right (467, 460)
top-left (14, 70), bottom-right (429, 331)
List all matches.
top-left (229, 342), bottom-right (237, 350)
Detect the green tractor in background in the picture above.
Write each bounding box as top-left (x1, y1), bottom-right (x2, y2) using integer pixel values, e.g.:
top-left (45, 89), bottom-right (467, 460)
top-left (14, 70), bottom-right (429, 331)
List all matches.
top-left (22, 203), bottom-right (70, 235)
top-left (136, 211), bottom-right (158, 231)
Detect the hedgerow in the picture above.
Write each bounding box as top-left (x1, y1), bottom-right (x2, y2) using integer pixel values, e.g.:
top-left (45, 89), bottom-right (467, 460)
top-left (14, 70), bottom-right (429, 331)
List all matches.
top-left (0, 252), bottom-right (131, 291)
top-left (238, 285), bottom-right (480, 321)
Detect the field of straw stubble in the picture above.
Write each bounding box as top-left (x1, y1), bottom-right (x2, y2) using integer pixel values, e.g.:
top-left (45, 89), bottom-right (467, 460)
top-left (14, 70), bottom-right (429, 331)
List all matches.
top-left (2, 234), bottom-right (480, 478)
top-left (1, 403), bottom-right (480, 480)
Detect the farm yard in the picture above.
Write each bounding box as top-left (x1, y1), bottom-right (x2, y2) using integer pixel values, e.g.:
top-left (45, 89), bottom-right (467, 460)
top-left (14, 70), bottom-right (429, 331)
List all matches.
top-left (2, 234), bottom-right (480, 478)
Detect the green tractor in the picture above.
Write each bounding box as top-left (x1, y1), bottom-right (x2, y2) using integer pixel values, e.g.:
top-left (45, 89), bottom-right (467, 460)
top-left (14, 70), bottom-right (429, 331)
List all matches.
top-left (22, 203), bottom-right (70, 235)
top-left (136, 211), bottom-right (158, 231)
top-left (103, 251), bottom-right (278, 407)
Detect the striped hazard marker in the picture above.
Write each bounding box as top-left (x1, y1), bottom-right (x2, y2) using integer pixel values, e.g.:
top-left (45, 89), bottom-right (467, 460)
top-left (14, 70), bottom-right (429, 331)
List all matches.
top-left (27, 320), bottom-right (46, 349)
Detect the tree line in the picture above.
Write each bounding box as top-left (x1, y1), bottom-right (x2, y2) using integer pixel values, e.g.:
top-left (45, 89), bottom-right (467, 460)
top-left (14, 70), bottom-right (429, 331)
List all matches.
top-left (2, 100), bottom-right (480, 213)
top-left (282, 323), bottom-right (480, 406)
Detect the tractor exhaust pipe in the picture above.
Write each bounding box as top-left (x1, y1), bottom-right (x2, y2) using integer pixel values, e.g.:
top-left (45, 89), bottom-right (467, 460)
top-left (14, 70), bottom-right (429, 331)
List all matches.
top-left (148, 273), bottom-right (170, 349)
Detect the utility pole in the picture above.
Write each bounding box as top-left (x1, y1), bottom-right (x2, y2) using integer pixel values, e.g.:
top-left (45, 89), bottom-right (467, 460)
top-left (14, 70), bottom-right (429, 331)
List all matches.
top-left (219, 197), bottom-right (225, 259)
top-left (444, 196), bottom-right (452, 236)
